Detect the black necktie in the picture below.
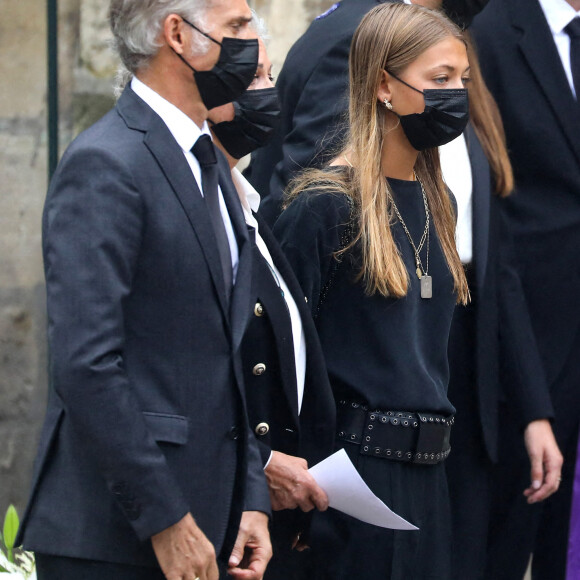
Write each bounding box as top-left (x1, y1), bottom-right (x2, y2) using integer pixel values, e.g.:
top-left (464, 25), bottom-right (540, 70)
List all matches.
top-left (565, 17), bottom-right (580, 100)
top-left (192, 135), bottom-right (233, 296)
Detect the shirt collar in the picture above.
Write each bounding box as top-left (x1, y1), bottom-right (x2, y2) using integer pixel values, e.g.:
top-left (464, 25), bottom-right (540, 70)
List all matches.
top-left (537, 0), bottom-right (580, 35)
top-left (131, 76), bottom-right (211, 152)
top-left (231, 168), bottom-right (261, 213)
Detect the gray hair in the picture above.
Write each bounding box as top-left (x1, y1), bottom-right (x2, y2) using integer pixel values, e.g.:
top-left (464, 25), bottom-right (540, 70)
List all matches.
top-left (109, 0), bottom-right (214, 74)
top-left (250, 10), bottom-right (269, 42)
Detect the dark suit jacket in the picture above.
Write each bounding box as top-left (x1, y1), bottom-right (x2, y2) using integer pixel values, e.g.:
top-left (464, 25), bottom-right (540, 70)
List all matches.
top-left (246, 0), bottom-right (383, 225)
top-left (454, 125), bottom-right (554, 463)
top-left (241, 213), bottom-right (335, 469)
top-left (471, 0), bottom-right (580, 443)
top-left (245, 0), bottom-right (489, 226)
top-left (18, 86), bottom-right (270, 567)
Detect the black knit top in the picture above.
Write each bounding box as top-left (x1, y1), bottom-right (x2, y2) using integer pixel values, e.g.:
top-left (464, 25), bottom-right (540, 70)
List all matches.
top-left (274, 174), bottom-right (457, 415)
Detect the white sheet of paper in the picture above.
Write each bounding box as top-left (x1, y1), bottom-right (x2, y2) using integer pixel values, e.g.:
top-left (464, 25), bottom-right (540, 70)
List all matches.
top-left (309, 448), bottom-right (419, 530)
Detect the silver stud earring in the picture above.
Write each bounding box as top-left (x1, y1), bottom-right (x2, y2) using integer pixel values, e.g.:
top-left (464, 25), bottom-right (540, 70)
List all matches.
top-left (384, 98), bottom-right (393, 110)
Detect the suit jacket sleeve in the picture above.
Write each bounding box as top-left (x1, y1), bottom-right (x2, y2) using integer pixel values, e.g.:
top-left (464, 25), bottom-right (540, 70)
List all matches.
top-left (43, 145), bottom-right (190, 541)
top-left (261, 38), bottom-right (352, 225)
top-left (242, 424), bottom-right (272, 514)
top-left (497, 206), bottom-right (555, 426)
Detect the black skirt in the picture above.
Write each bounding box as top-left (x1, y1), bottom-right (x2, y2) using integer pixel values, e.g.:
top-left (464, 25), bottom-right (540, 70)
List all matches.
top-left (301, 441), bottom-right (452, 580)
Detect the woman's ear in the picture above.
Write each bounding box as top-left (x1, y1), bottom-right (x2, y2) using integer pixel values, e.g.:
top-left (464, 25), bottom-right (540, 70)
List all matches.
top-left (377, 70), bottom-right (394, 105)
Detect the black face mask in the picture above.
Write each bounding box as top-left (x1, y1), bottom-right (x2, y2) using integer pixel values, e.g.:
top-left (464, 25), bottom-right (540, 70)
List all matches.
top-left (209, 87), bottom-right (281, 159)
top-left (387, 72), bottom-right (469, 151)
top-left (175, 18), bottom-right (259, 110)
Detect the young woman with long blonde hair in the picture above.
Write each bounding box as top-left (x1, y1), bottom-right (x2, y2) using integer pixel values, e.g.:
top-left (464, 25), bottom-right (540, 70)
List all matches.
top-left (274, 4), bottom-right (470, 578)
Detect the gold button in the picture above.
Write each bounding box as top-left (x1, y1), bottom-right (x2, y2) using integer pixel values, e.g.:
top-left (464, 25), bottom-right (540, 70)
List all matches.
top-left (255, 422), bottom-right (270, 436)
top-left (254, 302), bottom-right (264, 317)
top-left (252, 363), bottom-right (266, 376)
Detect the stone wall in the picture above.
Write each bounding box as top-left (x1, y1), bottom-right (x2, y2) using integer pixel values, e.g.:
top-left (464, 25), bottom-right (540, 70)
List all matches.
top-left (0, 0), bottom-right (333, 517)
top-left (0, 0), bottom-right (50, 516)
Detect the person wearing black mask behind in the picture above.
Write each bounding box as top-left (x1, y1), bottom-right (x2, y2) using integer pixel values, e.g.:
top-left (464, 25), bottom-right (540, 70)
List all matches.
top-left (441, 34), bottom-right (562, 580)
top-left (274, 5), bottom-right (470, 579)
top-left (208, 37), bottom-right (337, 580)
top-left (244, 0), bottom-right (490, 228)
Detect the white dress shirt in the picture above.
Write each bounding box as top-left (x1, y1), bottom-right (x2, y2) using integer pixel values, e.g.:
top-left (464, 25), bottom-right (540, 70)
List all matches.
top-left (231, 168), bottom-right (307, 415)
top-left (131, 76), bottom-right (240, 279)
top-left (440, 135), bottom-right (474, 264)
top-left (538, 0), bottom-right (580, 98)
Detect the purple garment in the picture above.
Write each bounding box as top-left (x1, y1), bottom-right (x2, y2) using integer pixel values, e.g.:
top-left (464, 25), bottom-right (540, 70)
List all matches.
top-left (567, 426), bottom-right (580, 579)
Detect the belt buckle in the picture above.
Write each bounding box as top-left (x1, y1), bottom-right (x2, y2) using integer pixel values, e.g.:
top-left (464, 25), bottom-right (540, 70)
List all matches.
top-left (413, 413), bottom-right (452, 464)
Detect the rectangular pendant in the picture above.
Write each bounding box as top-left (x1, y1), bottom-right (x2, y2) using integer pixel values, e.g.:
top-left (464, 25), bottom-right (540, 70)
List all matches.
top-left (420, 275), bottom-right (432, 299)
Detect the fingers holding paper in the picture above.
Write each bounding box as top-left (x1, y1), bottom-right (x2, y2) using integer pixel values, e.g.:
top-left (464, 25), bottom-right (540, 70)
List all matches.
top-left (264, 451), bottom-right (329, 512)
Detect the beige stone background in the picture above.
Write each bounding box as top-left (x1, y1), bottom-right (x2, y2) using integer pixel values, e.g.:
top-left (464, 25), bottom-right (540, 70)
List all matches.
top-left (0, 0), bottom-right (335, 516)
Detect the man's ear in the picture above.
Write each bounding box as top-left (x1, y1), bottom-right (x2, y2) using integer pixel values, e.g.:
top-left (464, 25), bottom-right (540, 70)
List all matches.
top-left (377, 70), bottom-right (394, 104)
top-left (164, 14), bottom-right (188, 55)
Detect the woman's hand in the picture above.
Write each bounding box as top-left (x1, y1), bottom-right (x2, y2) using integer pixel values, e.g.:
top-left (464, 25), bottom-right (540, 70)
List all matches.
top-left (264, 451), bottom-right (329, 512)
top-left (523, 419), bottom-right (563, 504)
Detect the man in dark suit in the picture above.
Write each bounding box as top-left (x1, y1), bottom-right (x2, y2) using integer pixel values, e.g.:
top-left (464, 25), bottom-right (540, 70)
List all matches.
top-left (471, 0), bottom-right (580, 577)
top-left (445, 124), bottom-right (562, 580)
top-left (17, 1), bottom-right (272, 579)
top-left (244, 0), bottom-right (489, 226)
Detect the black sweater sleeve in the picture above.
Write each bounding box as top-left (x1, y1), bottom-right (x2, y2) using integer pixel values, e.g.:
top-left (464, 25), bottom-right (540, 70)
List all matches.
top-left (273, 191), bottom-right (352, 313)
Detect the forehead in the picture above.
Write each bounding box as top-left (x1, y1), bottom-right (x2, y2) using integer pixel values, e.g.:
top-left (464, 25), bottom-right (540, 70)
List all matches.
top-left (205, 0), bottom-right (252, 25)
top-left (408, 37), bottom-right (469, 71)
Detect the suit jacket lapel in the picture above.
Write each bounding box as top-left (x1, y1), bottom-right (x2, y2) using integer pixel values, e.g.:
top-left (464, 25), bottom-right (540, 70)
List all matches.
top-left (117, 87), bottom-right (231, 319)
top-left (257, 213), bottom-right (337, 460)
top-left (465, 124), bottom-right (491, 292)
top-left (218, 155), bottom-right (252, 351)
top-left (509, 0), bottom-right (580, 165)
top-left (251, 243), bottom-right (301, 420)
top-left (257, 214), bottom-right (315, 418)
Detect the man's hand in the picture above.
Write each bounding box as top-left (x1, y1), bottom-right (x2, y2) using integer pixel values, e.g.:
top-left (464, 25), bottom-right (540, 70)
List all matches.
top-left (523, 419), bottom-right (563, 504)
top-left (152, 513), bottom-right (219, 580)
top-left (228, 511), bottom-right (272, 580)
top-left (264, 451), bottom-right (329, 512)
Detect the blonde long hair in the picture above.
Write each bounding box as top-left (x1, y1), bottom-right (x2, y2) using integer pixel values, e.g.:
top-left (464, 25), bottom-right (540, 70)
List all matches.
top-left (287, 3), bottom-right (469, 304)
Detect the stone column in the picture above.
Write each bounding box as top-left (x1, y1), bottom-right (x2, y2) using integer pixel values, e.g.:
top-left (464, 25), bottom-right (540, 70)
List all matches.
top-left (0, 0), bottom-right (49, 515)
top-left (250, 0), bottom-right (336, 75)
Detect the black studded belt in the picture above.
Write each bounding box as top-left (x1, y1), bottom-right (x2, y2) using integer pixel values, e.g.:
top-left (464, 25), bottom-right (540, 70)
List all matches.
top-left (336, 400), bottom-right (453, 465)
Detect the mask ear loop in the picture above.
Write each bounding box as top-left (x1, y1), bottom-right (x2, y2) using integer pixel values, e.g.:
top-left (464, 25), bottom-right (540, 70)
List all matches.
top-left (181, 17), bottom-right (223, 47)
top-left (385, 70), bottom-right (425, 95)
top-left (175, 17), bottom-right (223, 74)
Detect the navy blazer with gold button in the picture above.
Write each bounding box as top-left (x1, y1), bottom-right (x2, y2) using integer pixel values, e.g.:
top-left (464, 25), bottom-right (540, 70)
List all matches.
top-left (241, 213), bottom-right (335, 470)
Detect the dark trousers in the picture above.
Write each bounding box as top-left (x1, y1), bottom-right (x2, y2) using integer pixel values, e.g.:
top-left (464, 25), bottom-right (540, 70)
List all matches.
top-left (446, 298), bottom-right (494, 580)
top-left (263, 511), bottom-right (312, 580)
top-left (485, 327), bottom-right (580, 580)
top-left (300, 442), bottom-right (452, 580)
top-left (35, 553), bottom-right (166, 580)
top-left (36, 553), bottom-right (230, 579)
